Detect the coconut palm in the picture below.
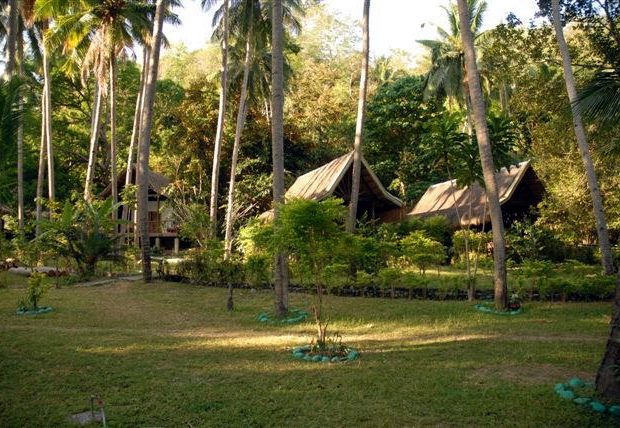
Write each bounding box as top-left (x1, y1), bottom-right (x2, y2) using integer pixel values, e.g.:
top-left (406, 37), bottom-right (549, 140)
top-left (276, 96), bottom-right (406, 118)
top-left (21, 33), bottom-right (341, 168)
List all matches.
top-left (200, 0), bottom-right (230, 240)
top-left (548, 0), bottom-right (614, 275)
top-left (346, 0), bottom-right (370, 233)
top-left (37, 0), bottom-right (153, 203)
top-left (137, 0), bottom-right (168, 282)
top-left (456, 0), bottom-right (508, 310)
top-left (220, 0), bottom-right (302, 310)
top-left (418, 0), bottom-right (487, 130)
top-left (271, 0), bottom-right (288, 317)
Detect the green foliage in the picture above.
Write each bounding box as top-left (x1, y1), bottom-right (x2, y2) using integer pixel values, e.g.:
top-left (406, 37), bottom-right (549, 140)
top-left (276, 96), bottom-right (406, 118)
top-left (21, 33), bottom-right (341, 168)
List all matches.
top-left (507, 218), bottom-right (572, 262)
top-left (243, 254), bottom-right (272, 288)
top-left (452, 229), bottom-right (492, 259)
top-left (365, 75), bottom-right (440, 201)
top-left (18, 272), bottom-right (50, 311)
top-left (38, 198), bottom-right (119, 277)
top-left (176, 204), bottom-right (211, 248)
top-left (401, 231), bottom-right (445, 275)
top-left (273, 198), bottom-right (348, 347)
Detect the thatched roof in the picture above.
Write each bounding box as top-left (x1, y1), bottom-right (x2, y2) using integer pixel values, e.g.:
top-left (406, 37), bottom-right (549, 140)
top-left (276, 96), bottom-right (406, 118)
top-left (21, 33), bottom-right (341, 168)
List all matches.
top-left (100, 168), bottom-right (171, 198)
top-left (408, 161), bottom-right (544, 227)
top-left (260, 152), bottom-right (403, 221)
top-left (286, 152), bottom-right (403, 207)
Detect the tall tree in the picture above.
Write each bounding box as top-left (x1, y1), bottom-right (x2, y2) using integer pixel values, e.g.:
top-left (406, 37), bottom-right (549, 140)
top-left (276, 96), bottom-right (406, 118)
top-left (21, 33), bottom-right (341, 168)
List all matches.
top-left (223, 0), bottom-right (259, 261)
top-left (346, 0), bottom-right (370, 232)
top-left (548, 0), bottom-right (614, 275)
top-left (271, 0), bottom-right (288, 317)
top-left (457, 0), bottom-right (508, 310)
top-left (203, 0), bottom-right (230, 239)
top-left (137, 0), bottom-right (167, 282)
top-left (123, 46), bottom-right (150, 243)
top-left (39, 0), bottom-right (152, 202)
top-left (418, 0), bottom-right (488, 132)
top-left (5, 0), bottom-right (20, 229)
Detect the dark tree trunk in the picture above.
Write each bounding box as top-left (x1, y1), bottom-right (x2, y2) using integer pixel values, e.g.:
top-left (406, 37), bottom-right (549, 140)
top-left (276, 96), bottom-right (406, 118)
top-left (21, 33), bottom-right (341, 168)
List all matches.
top-left (457, 0), bottom-right (508, 310)
top-left (137, 0), bottom-right (167, 282)
top-left (347, 0), bottom-right (370, 233)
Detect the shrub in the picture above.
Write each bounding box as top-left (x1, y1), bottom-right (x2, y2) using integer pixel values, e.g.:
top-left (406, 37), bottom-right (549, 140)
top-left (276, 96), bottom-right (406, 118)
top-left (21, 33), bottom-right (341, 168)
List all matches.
top-left (18, 272), bottom-right (50, 311)
top-left (377, 267), bottom-right (402, 298)
top-left (401, 230), bottom-right (444, 275)
top-left (37, 198), bottom-right (119, 278)
top-left (243, 254), bottom-right (272, 288)
top-left (452, 229), bottom-right (492, 260)
top-left (177, 243), bottom-right (227, 285)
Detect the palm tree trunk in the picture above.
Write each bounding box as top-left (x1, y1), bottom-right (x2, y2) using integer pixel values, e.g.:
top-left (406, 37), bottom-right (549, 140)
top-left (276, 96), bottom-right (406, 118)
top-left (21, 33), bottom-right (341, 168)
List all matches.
top-left (596, 277), bottom-right (620, 399)
top-left (550, 0), bottom-right (614, 275)
top-left (209, 0), bottom-right (230, 239)
top-left (347, 0), bottom-right (370, 233)
top-left (5, 0), bottom-right (18, 78)
top-left (272, 0), bottom-right (289, 317)
top-left (123, 47), bottom-right (149, 242)
top-left (223, 34), bottom-right (252, 312)
top-left (36, 93), bottom-right (47, 237)
top-left (109, 55), bottom-right (118, 224)
top-left (137, 0), bottom-right (167, 282)
top-left (42, 37), bottom-right (54, 202)
top-left (85, 84), bottom-right (104, 201)
top-left (16, 27), bottom-right (24, 231)
top-left (224, 35), bottom-right (252, 259)
top-left (457, 0), bottom-right (508, 310)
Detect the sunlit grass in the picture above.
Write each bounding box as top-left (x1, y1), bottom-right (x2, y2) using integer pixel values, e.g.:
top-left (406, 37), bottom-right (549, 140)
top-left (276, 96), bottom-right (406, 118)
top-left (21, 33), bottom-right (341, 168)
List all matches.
top-left (0, 280), bottom-right (616, 426)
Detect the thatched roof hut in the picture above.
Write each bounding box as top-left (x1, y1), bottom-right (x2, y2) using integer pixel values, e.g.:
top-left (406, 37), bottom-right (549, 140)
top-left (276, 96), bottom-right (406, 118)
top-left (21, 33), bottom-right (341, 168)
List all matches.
top-left (100, 168), bottom-right (171, 199)
top-left (408, 161), bottom-right (544, 228)
top-left (263, 152), bottom-right (404, 222)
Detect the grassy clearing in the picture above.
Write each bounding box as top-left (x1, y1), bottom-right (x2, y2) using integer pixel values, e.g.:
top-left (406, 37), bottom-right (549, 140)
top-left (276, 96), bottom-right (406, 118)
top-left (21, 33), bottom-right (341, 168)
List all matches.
top-left (0, 280), bottom-right (616, 426)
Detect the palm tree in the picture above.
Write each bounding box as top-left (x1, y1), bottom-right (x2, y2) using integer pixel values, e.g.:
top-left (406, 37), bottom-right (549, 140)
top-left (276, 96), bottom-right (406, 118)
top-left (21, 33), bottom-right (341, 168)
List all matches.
top-left (202, 0), bottom-right (230, 240)
top-left (549, 0), bottom-right (614, 275)
top-left (220, 0), bottom-right (301, 310)
top-left (137, 0), bottom-right (168, 282)
top-left (122, 45), bottom-right (149, 244)
top-left (38, 0), bottom-right (152, 203)
top-left (418, 0), bottom-right (487, 132)
top-left (5, 0), bottom-right (18, 78)
top-left (456, 0), bottom-right (508, 310)
top-left (346, 0), bottom-right (370, 233)
top-left (271, 0), bottom-right (288, 317)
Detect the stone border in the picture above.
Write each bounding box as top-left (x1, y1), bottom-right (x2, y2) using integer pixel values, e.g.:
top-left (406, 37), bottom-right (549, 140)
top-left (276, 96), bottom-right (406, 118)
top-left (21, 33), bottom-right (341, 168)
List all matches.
top-left (16, 306), bottom-right (54, 316)
top-left (554, 377), bottom-right (620, 415)
top-left (292, 345), bottom-right (360, 363)
top-left (474, 303), bottom-right (523, 316)
top-left (257, 308), bottom-right (309, 324)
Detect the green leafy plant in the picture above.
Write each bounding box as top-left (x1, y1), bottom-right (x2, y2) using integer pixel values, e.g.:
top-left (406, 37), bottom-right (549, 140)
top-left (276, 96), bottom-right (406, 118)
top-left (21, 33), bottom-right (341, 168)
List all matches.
top-left (18, 272), bottom-right (50, 311)
top-left (271, 198), bottom-right (348, 349)
top-left (38, 198), bottom-right (120, 278)
top-left (401, 230), bottom-right (445, 276)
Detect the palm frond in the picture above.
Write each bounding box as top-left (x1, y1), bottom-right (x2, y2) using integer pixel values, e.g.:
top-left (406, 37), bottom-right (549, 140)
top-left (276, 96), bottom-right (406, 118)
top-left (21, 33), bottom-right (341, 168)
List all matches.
top-left (576, 68), bottom-right (620, 122)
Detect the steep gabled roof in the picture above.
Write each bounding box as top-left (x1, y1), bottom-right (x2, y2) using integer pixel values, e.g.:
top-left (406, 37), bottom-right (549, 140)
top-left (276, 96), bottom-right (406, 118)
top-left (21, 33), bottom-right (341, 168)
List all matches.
top-left (408, 161), bottom-right (540, 227)
top-left (100, 168), bottom-right (171, 198)
top-left (285, 152), bottom-right (403, 207)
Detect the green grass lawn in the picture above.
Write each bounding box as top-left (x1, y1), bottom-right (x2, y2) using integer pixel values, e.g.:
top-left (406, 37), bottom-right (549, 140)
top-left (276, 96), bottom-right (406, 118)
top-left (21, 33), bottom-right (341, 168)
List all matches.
top-left (0, 279), bottom-right (616, 427)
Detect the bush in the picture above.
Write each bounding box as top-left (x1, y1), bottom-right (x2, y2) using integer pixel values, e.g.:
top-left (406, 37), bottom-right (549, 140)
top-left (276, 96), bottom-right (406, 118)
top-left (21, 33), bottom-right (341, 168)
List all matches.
top-left (243, 254), bottom-right (272, 288)
top-left (18, 272), bottom-right (50, 311)
top-left (177, 243), bottom-right (227, 286)
top-left (401, 231), bottom-right (444, 275)
top-left (377, 267), bottom-right (402, 298)
top-left (452, 229), bottom-right (492, 261)
top-left (37, 198), bottom-right (119, 278)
